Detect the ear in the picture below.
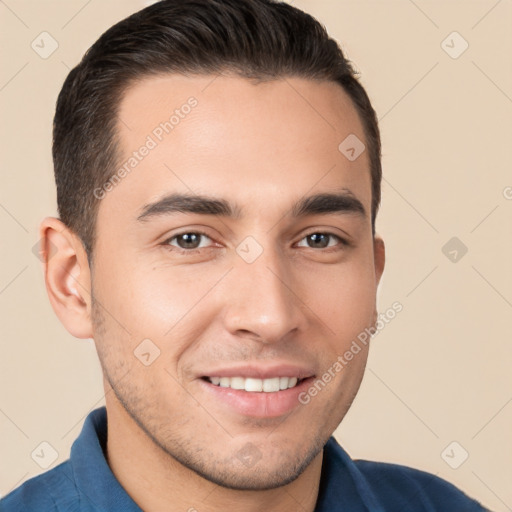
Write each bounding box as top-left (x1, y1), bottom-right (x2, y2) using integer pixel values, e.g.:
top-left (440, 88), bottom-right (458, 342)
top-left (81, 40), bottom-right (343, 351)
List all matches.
top-left (38, 217), bottom-right (93, 339)
top-left (373, 234), bottom-right (385, 286)
top-left (372, 234), bottom-right (386, 325)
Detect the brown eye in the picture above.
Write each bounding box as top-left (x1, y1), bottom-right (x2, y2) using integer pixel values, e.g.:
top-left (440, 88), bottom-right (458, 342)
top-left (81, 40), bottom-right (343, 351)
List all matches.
top-left (297, 233), bottom-right (344, 249)
top-left (167, 232), bottom-right (212, 250)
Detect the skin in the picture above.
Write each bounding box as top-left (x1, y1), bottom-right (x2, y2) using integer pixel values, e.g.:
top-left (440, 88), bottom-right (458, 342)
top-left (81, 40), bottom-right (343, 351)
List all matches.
top-left (41, 74), bottom-right (385, 512)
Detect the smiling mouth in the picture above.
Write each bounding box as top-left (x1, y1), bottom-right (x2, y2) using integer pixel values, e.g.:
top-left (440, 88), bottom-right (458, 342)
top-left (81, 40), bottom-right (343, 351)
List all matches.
top-left (203, 376), bottom-right (304, 392)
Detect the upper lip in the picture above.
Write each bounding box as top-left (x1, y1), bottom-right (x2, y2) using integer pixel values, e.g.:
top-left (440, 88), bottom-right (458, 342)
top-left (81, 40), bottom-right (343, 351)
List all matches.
top-left (200, 363), bottom-right (316, 380)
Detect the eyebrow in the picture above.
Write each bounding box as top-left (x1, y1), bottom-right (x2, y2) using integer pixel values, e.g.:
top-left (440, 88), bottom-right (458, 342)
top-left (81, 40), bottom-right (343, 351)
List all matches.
top-left (136, 189), bottom-right (366, 222)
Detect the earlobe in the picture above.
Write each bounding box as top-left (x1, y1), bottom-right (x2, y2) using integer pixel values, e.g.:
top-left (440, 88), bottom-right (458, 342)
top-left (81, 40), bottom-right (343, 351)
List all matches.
top-left (39, 217), bottom-right (93, 339)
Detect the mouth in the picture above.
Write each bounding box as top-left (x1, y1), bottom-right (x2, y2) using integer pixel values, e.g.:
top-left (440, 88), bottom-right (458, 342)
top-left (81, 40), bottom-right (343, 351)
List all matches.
top-left (202, 376), bottom-right (304, 392)
top-left (198, 367), bottom-right (316, 418)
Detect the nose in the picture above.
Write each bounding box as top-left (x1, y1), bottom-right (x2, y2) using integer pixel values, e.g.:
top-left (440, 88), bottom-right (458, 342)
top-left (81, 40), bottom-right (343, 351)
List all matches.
top-left (220, 245), bottom-right (306, 344)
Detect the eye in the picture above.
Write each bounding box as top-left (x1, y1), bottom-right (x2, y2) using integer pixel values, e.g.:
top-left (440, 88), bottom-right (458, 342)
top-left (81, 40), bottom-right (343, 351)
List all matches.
top-left (166, 232), bottom-right (213, 250)
top-left (296, 232), bottom-right (346, 249)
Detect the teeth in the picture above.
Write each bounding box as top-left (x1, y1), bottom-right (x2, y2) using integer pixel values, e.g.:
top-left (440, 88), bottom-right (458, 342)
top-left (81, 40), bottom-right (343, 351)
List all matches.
top-left (207, 376), bottom-right (301, 392)
top-left (263, 377), bottom-right (280, 392)
top-left (230, 377), bottom-right (245, 390)
top-left (245, 378), bottom-right (263, 392)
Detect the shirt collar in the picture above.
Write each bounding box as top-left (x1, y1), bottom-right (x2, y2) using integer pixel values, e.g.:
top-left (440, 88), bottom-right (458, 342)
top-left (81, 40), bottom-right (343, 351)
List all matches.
top-left (315, 437), bottom-right (384, 512)
top-left (69, 406), bottom-right (142, 511)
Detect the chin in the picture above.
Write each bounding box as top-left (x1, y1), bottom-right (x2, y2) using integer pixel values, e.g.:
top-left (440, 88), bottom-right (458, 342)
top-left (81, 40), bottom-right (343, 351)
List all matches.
top-left (167, 435), bottom-right (327, 491)
top-left (191, 453), bottom-right (317, 490)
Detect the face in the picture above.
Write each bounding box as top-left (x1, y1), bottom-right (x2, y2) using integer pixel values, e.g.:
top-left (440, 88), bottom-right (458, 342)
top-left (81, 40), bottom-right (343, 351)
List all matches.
top-left (90, 74), bottom-right (384, 490)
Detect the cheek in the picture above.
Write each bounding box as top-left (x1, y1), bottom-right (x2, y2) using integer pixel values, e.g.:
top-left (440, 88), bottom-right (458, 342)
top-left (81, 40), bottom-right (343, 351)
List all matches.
top-left (295, 256), bottom-right (377, 339)
top-left (92, 250), bottom-right (182, 326)
top-left (91, 253), bottom-right (227, 358)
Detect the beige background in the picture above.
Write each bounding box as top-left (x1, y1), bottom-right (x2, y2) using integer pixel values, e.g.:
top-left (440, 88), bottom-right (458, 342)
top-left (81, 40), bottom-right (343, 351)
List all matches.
top-left (1, 0), bottom-right (511, 510)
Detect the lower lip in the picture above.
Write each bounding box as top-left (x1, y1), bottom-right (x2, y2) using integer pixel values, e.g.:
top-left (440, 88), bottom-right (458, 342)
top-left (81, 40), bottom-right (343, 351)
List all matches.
top-left (198, 377), bottom-right (315, 418)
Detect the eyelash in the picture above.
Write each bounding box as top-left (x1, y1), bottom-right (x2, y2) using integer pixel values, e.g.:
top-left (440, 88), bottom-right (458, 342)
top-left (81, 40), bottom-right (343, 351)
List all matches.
top-left (162, 230), bottom-right (350, 254)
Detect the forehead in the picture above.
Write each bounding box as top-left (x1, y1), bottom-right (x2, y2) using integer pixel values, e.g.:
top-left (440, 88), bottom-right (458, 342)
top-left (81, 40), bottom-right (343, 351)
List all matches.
top-left (117, 73), bottom-right (365, 150)
top-left (106, 73), bottom-right (371, 220)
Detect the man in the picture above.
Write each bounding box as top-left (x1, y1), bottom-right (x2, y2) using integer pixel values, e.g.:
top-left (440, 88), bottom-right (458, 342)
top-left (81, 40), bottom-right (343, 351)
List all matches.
top-left (1, 0), bottom-right (489, 510)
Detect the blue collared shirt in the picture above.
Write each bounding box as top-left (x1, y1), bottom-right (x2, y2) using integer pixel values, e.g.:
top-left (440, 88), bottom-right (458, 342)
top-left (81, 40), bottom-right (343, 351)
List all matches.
top-left (1, 406), bottom-right (488, 511)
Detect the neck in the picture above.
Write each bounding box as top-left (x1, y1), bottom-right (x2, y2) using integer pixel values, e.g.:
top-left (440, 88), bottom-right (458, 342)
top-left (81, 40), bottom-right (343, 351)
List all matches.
top-left (104, 391), bottom-right (323, 512)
